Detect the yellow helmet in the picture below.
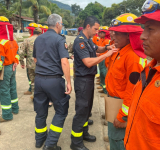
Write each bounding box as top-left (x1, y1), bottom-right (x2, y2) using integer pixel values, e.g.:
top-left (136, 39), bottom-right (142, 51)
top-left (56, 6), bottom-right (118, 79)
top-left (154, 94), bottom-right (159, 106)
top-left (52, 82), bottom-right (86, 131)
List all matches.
top-left (99, 26), bottom-right (109, 31)
top-left (0, 16), bottom-right (9, 22)
top-left (28, 23), bottom-right (38, 28)
top-left (142, 0), bottom-right (160, 14)
top-left (111, 13), bottom-right (140, 27)
top-left (42, 25), bottom-right (48, 29)
top-left (154, 0), bottom-right (160, 3)
top-left (102, 26), bottom-right (109, 30)
top-left (37, 24), bottom-right (43, 28)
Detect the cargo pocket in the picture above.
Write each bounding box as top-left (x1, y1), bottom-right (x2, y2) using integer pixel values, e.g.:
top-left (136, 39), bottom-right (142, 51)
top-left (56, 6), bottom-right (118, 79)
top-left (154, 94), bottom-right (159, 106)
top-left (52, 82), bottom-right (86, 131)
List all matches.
top-left (111, 68), bottom-right (126, 90)
top-left (138, 97), bottom-right (160, 143)
top-left (75, 78), bottom-right (89, 115)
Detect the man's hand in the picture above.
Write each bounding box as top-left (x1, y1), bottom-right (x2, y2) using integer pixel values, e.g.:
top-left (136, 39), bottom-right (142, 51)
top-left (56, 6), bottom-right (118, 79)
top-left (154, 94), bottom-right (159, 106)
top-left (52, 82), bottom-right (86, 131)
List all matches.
top-left (113, 118), bottom-right (127, 128)
top-left (21, 65), bottom-right (25, 69)
top-left (105, 48), bottom-right (118, 57)
top-left (65, 83), bottom-right (72, 95)
top-left (13, 63), bottom-right (18, 71)
top-left (107, 44), bottom-right (115, 50)
top-left (34, 58), bottom-right (37, 63)
top-left (70, 55), bottom-right (74, 60)
top-left (96, 53), bottom-right (100, 57)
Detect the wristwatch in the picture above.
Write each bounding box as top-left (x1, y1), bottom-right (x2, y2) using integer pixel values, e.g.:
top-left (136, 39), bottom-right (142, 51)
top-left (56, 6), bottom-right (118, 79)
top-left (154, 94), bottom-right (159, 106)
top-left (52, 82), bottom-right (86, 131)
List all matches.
top-left (105, 44), bottom-right (110, 50)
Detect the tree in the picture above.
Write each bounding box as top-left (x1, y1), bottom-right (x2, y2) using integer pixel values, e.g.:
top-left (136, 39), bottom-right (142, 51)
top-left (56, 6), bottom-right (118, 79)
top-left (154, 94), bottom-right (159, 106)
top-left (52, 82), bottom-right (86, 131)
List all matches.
top-left (62, 9), bottom-right (74, 27)
top-left (6, 0), bottom-right (10, 9)
top-left (24, 0), bottom-right (51, 23)
top-left (0, 3), bottom-right (15, 18)
top-left (102, 0), bottom-right (146, 26)
top-left (10, 0), bottom-right (22, 30)
top-left (71, 3), bottom-right (83, 17)
top-left (76, 2), bottom-right (105, 27)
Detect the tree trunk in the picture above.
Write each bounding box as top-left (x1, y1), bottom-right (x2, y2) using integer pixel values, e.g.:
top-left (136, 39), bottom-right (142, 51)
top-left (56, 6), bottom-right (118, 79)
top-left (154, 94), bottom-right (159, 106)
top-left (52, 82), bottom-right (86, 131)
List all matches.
top-left (33, 5), bottom-right (38, 23)
top-left (17, 0), bottom-right (22, 37)
top-left (18, 0), bottom-right (22, 30)
top-left (6, 0), bottom-right (10, 10)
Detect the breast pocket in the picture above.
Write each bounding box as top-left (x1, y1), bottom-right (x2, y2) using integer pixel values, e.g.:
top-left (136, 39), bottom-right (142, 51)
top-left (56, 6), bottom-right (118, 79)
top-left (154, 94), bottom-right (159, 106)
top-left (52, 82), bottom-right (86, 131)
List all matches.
top-left (138, 97), bottom-right (160, 143)
top-left (111, 68), bottom-right (126, 90)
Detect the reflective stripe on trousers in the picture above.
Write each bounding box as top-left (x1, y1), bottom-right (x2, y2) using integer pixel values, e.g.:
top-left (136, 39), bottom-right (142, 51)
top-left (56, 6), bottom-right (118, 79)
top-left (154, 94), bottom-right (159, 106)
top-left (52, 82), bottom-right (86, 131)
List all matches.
top-left (35, 126), bottom-right (47, 133)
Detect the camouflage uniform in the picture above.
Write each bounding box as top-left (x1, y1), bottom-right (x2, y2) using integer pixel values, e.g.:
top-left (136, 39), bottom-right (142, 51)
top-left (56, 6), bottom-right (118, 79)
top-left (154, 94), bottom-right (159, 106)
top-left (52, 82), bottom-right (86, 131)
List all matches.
top-left (19, 35), bottom-right (38, 93)
top-left (68, 42), bottom-right (73, 54)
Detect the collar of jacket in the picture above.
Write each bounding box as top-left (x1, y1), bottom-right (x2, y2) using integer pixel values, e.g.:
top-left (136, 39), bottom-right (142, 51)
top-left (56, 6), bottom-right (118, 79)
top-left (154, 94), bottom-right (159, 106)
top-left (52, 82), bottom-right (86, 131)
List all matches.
top-left (148, 59), bottom-right (160, 73)
top-left (118, 43), bottom-right (132, 57)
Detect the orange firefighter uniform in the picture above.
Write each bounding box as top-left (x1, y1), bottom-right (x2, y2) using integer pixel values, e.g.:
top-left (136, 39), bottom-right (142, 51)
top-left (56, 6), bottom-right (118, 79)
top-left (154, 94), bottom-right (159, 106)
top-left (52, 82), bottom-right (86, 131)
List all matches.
top-left (105, 13), bottom-right (147, 150)
top-left (124, 1), bottom-right (160, 149)
top-left (0, 16), bottom-right (19, 121)
top-left (124, 59), bottom-right (160, 150)
top-left (105, 43), bottom-right (147, 121)
top-left (92, 35), bottom-right (100, 45)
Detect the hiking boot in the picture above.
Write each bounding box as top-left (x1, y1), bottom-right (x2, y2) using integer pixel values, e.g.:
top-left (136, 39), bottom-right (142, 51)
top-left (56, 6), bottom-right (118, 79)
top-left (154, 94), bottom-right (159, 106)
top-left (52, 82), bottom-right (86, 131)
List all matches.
top-left (0, 115), bottom-right (12, 123)
top-left (24, 91), bottom-right (32, 95)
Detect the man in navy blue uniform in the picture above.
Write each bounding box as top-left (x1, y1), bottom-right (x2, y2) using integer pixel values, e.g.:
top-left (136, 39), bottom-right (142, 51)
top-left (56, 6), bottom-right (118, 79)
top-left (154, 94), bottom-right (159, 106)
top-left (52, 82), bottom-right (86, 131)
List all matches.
top-left (70, 16), bottom-right (117, 150)
top-left (33, 14), bottom-right (72, 150)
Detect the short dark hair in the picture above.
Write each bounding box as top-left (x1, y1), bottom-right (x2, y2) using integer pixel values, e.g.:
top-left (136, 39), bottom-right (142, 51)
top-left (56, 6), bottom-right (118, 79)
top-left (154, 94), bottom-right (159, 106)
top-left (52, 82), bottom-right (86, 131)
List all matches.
top-left (83, 16), bottom-right (100, 29)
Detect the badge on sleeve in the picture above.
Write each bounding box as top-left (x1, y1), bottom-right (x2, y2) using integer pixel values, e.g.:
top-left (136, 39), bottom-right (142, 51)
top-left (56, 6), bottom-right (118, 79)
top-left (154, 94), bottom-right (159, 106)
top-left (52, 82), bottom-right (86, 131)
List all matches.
top-left (155, 80), bottom-right (160, 88)
top-left (79, 42), bottom-right (85, 49)
top-left (64, 43), bottom-right (68, 50)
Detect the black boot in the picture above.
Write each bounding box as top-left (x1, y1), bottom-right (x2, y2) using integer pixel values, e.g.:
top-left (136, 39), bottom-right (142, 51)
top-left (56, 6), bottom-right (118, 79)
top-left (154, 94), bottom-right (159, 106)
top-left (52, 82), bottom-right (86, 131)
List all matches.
top-left (43, 145), bottom-right (61, 150)
top-left (83, 133), bottom-right (96, 142)
top-left (70, 143), bottom-right (89, 150)
top-left (35, 136), bottom-right (47, 148)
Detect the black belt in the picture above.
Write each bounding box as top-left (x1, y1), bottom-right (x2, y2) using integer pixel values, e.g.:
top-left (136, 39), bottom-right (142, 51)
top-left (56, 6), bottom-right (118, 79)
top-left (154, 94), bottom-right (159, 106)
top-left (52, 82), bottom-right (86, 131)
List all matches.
top-left (36, 74), bottom-right (62, 78)
top-left (76, 75), bottom-right (95, 78)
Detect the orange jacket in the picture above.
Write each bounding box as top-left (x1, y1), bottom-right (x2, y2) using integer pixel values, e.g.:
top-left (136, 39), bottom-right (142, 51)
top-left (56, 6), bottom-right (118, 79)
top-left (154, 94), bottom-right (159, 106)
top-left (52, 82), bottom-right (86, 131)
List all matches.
top-left (92, 35), bottom-right (100, 45)
top-left (105, 40), bottom-right (115, 68)
top-left (105, 44), bottom-right (147, 122)
top-left (98, 38), bottom-right (110, 56)
top-left (124, 59), bottom-right (160, 150)
top-left (0, 39), bottom-right (19, 66)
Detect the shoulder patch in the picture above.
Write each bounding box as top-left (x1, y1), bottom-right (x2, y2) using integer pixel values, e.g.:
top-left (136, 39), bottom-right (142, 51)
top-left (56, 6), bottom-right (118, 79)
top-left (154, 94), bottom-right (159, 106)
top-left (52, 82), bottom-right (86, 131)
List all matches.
top-left (79, 42), bottom-right (85, 49)
top-left (79, 36), bottom-right (84, 39)
top-left (64, 42), bottom-right (68, 50)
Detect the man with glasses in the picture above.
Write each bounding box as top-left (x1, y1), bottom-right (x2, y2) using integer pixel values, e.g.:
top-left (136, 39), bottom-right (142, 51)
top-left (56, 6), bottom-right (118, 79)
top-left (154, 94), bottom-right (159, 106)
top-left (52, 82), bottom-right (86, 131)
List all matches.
top-left (124, 1), bottom-right (160, 150)
top-left (33, 14), bottom-right (71, 150)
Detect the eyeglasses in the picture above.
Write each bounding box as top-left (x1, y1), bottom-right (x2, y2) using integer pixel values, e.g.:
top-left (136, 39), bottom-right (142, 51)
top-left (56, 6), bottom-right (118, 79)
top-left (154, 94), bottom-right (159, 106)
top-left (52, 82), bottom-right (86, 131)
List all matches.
top-left (110, 19), bottom-right (140, 27)
top-left (142, 0), bottom-right (160, 14)
top-left (58, 22), bottom-right (64, 26)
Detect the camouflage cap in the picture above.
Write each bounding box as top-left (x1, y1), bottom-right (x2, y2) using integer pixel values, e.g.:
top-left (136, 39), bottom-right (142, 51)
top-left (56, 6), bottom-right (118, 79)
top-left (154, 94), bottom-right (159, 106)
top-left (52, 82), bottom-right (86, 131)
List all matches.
top-left (34, 27), bottom-right (42, 34)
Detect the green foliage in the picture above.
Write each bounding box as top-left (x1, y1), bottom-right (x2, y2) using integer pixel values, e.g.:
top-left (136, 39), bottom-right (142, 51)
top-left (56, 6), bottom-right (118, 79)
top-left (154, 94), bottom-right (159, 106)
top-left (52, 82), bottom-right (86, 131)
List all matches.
top-left (75, 2), bottom-right (105, 27)
top-left (0, 0), bottom-right (74, 27)
top-left (0, 3), bottom-right (15, 18)
top-left (71, 3), bottom-right (83, 17)
top-left (102, 0), bottom-right (146, 26)
top-left (76, 0), bottom-right (146, 27)
top-left (48, 0), bottom-right (72, 12)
